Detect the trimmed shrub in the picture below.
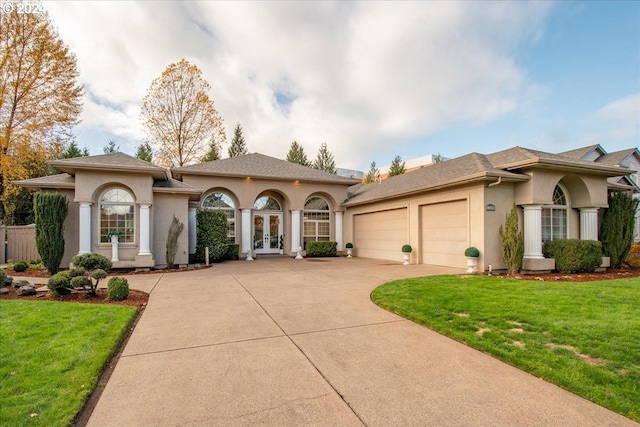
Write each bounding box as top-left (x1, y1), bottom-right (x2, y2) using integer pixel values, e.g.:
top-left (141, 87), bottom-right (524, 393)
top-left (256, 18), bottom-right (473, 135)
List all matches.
top-left (543, 239), bottom-right (602, 273)
top-left (166, 214), bottom-right (184, 269)
top-left (34, 192), bottom-right (68, 275)
top-left (72, 253), bottom-right (112, 272)
top-left (402, 244), bottom-right (412, 253)
top-left (70, 275), bottom-right (92, 290)
top-left (306, 241), bottom-right (338, 257)
top-left (499, 204), bottom-right (524, 275)
top-left (195, 209), bottom-right (228, 263)
top-left (600, 191), bottom-right (639, 268)
top-left (464, 247), bottom-right (480, 258)
top-left (0, 269), bottom-right (7, 285)
top-left (12, 261), bottom-right (28, 272)
top-left (107, 277), bottom-right (129, 301)
top-left (345, 242), bottom-right (353, 249)
top-left (626, 244), bottom-right (640, 268)
top-left (47, 272), bottom-right (71, 296)
top-left (67, 267), bottom-right (86, 278)
top-left (225, 244), bottom-right (240, 260)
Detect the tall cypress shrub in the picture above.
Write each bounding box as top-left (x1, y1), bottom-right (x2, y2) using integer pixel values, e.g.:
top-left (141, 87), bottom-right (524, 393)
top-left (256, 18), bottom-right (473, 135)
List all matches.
top-left (499, 204), bottom-right (524, 274)
top-left (34, 192), bottom-right (68, 274)
top-left (195, 209), bottom-right (228, 263)
top-left (600, 191), bottom-right (639, 268)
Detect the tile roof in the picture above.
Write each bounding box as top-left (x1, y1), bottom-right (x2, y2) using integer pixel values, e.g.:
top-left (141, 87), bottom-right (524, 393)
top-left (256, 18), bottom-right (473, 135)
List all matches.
top-left (171, 153), bottom-right (361, 184)
top-left (595, 148), bottom-right (640, 167)
top-left (344, 153), bottom-right (527, 206)
top-left (14, 173), bottom-right (75, 189)
top-left (49, 153), bottom-right (168, 179)
top-left (559, 144), bottom-right (605, 159)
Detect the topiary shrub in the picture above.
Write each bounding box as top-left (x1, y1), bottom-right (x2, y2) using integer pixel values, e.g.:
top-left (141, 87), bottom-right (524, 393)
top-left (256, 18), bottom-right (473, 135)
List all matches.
top-left (195, 210), bottom-right (228, 263)
top-left (71, 253), bottom-right (111, 296)
top-left (345, 242), bottom-right (353, 249)
top-left (464, 247), bottom-right (480, 258)
top-left (402, 244), bottom-right (412, 253)
top-left (48, 272), bottom-right (72, 296)
top-left (12, 261), bottom-right (28, 272)
top-left (107, 277), bottom-right (129, 301)
top-left (70, 275), bottom-right (92, 290)
top-left (626, 244), bottom-right (640, 268)
top-left (34, 191), bottom-right (68, 275)
top-left (543, 239), bottom-right (602, 273)
top-left (306, 241), bottom-right (338, 257)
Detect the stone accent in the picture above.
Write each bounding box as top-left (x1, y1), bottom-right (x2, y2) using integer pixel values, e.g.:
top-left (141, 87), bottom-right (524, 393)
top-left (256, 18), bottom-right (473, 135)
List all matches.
top-left (17, 285), bottom-right (36, 296)
top-left (13, 279), bottom-right (31, 289)
top-left (0, 288), bottom-right (9, 295)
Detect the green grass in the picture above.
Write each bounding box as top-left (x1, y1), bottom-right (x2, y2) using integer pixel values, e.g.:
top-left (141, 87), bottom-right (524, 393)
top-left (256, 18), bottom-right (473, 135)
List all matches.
top-left (0, 300), bottom-right (137, 426)
top-left (371, 275), bottom-right (640, 422)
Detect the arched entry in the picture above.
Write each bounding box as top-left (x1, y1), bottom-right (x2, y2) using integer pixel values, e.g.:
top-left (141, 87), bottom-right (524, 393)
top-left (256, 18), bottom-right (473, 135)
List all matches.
top-left (253, 196), bottom-right (283, 254)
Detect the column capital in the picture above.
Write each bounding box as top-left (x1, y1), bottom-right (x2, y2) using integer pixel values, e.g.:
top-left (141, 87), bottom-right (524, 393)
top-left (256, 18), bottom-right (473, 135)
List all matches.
top-left (579, 207), bottom-right (599, 213)
top-left (522, 204), bottom-right (543, 211)
top-left (78, 201), bottom-right (92, 207)
top-left (138, 203), bottom-right (151, 208)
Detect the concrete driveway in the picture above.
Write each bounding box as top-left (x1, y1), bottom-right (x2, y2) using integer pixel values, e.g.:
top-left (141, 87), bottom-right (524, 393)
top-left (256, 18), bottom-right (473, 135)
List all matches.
top-left (87, 257), bottom-right (637, 426)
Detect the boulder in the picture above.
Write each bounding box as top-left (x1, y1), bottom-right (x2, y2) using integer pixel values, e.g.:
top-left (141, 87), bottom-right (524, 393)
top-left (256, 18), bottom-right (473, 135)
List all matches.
top-left (4, 276), bottom-right (13, 285)
top-left (17, 285), bottom-right (36, 296)
top-left (13, 280), bottom-right (31, 289)
top-left (0, 288), bottom-right (9, 295)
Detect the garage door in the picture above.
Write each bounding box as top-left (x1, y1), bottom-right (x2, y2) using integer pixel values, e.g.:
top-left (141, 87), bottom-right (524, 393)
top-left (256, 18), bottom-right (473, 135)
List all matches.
top-left (354, 208), bottom-right (407, 261)
top-left (421, 200), bottom-right (467, 267)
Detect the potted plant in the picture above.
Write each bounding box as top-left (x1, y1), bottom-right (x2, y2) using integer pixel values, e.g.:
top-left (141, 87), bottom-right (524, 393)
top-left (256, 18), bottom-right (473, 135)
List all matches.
top-left (107, 231), bottom-right (121, 262)
top-left (345, 242), bottom-right (353, 258)
top-left (402, 244), bottom-right (412, 265)
top-left (465, 246), bottom-right (480, 274)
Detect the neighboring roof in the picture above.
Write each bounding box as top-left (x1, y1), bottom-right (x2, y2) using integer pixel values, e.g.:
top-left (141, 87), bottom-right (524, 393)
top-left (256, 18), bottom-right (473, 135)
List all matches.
top-left (14, 173), bottom-right (76, 189)
top-left (171, 153), bottom-right (361, 185)
top-left (560, 144), bottom-right (606, 160)
top-left (49, 153), bottom-right (169, 180)
top-left (596, 148), bottom-right (640, 167)
top-left (152, 178), bottom-right (202, 196)
top-left (485, 146), bottom-right (632, 175)
top-left (344, 153), bottom-right (528, 207)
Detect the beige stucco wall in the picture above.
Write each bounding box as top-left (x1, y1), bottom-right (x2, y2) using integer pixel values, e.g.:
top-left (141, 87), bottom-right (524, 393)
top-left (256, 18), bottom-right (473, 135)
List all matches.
top-left (152, 193), bottom-right (190, 267)
top-left (514, 169), bottom-right (609, 208)
top-left (60, 189), bottom-right (79, 267)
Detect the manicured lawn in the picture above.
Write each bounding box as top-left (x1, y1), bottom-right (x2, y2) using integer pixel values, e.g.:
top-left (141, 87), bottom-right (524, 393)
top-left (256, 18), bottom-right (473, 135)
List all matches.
top-left (0, 300), bottom-right (137, 426)
top-left (371, 275), bottom-right (640, 422)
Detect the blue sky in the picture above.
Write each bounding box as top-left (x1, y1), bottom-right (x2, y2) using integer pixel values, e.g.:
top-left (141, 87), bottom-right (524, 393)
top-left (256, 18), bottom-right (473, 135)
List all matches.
top-left (46, 1), bottom-right (639, 170)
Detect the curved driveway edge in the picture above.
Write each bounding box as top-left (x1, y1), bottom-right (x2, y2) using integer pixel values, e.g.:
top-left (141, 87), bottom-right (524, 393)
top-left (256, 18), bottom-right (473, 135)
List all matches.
top-left (87, 258), bottom-right (638, 426)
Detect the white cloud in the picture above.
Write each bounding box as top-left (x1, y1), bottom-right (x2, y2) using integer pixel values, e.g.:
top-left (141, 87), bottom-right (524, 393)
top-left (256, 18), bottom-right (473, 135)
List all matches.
top-left (46, 1), bottom-right (552, 169)
top-left (581, 93), bottom-right (640, 148)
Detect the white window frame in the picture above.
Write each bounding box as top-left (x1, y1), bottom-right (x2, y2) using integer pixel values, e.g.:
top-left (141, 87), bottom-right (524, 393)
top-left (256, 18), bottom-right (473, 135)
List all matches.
top-left (99, 188), bottom-right (135, 243)
top-left (542, 184), bottom-right (569, 242)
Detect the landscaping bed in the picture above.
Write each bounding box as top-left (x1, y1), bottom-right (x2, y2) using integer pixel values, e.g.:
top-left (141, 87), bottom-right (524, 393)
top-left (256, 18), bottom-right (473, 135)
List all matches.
top-left (0, 284), bottom-right (148, 309)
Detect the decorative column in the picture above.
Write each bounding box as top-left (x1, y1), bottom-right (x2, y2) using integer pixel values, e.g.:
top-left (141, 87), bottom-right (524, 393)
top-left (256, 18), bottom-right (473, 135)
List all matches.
top-left (188, 205), bottom-right (197, 254)
top-left (579, 208), bottom-right (599, 241)
top-left (78, 202), bottom-right (92, 254)
top-left (290, 210), bottom-right (302, 254)
top-left (334, 211), bottom-right (343, 251)
top-left (523, 205), bottom-right (543, 259)
top-left (241, 209), bottom-right (252, 254)
top-left (138, 204), bottom-right (151, 256)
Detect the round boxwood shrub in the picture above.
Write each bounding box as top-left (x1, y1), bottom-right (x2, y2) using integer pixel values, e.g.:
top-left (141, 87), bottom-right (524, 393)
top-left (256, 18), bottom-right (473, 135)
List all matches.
top-left (543, 239), bottom-right (602, 273)
top-left (345, 242), bottom-right (353, 249)
top-left (402, 244), bottom-right (412, 253)
top-left (48, 272), bottom-right (71, 296)
top-left (107, 277), bottom-right (129, 301)
top-left (12, 261), bottom-right (28, 272)
top-left (71, 253), bottom-right (112, 272)
top-left (70, 275), bottom-right (92, 290)
top-left (464, 247), bottom-right (480, 258)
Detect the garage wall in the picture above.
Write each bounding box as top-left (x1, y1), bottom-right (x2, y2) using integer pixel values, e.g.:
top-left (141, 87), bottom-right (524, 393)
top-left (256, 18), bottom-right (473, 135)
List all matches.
top-left (354, 208), bottom-right (407, 261)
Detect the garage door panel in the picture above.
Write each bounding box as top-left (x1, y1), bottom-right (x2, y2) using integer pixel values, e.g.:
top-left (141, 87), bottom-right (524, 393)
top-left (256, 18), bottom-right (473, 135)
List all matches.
top-left (421, 200), bottom-right (468, 268)
top-left (355, 209), bottom-right (407, 262)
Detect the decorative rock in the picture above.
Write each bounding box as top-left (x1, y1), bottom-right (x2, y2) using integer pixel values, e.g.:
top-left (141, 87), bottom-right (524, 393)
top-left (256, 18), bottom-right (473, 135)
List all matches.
top-left (13, 280), bottom-right (31, 289)
top-left (4, 276), bottom-right (13, 285)
top-left (17, 285), bottom-right (36, 296)
top-left (0, 288), bottom-right (9, 295)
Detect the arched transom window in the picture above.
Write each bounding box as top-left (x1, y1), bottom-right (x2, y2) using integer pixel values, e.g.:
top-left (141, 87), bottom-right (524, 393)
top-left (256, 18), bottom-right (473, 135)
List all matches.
top-left (100, 188), bottom-right (135, 243)
top-left (254, 196), bottom-right (281, 211)
top-left (303, 196), bottom-right (330, 247)
top-left (202, 192), bottom-right (236, 243)
top-left (542, 185), bottom-right (568, 242)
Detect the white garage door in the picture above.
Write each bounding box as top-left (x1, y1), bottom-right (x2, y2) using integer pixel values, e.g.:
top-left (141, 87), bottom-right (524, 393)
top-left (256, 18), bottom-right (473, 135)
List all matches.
top-left (421, 200), bottom-right (468, 267)
top-left (354, 208), bottom-right (407, 261)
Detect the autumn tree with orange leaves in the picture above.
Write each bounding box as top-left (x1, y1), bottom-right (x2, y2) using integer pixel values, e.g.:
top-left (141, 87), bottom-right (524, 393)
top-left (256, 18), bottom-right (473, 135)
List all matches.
top-left (0, 7), bottom-right (83, 224)
top-left (141, 59), bottom-right (226, 167)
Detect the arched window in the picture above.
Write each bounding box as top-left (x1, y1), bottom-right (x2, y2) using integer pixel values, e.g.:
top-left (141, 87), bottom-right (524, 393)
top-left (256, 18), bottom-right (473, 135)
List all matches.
top-left (254, 196), bottom-right (281, 211)
top-left (100, 188), bottom-right (135, 243)
top-left (542, 185), bottom-right (568, 242)
top-left (303, 196), bottom-right (330, 247)
top-left (202, 192), bottom-right (236, 243)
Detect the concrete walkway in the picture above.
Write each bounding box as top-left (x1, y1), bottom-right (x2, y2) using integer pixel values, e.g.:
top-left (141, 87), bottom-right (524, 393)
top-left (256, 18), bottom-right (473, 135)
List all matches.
top-left (87, 258), bottom-right (637, 426)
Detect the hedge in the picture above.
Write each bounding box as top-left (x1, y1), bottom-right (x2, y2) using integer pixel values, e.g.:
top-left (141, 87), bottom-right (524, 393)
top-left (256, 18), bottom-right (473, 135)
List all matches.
top-left (306, 241), bottom-right (338, 257)
top-left (195, 210), bottom-right (228, 263)
top-left (543, 239), bottom-right (602, 273)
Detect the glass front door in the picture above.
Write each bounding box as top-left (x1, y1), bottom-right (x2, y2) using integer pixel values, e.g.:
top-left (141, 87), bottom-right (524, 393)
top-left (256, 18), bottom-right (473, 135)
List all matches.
top-left (254, 213), bottom-right (282, 254)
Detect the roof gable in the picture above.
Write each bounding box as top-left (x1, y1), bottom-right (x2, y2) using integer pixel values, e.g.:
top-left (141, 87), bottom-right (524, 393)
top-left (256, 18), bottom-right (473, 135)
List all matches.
top-left (596, 148), bottom-right (640, 167)
top-left (49, 153), bottom-right (168, 179)
top-left (560, 144), bottom-right (606, 161)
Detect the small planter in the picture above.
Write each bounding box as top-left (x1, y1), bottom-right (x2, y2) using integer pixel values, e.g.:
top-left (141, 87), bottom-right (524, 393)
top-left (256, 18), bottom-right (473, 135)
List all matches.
top-left (345, 243), bottom-right (353, 258)
top-left (110, 234), bottom-right (120, 262)
top-left (402, 244), bottom-right (412, 265)
top-left (464, 246), bottom-right (480, 274)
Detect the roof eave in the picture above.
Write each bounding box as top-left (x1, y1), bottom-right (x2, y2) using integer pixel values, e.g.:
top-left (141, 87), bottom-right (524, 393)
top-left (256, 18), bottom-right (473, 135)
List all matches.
top-left (172, 169), bottom-right (360, 185)
top-left (50, 161), bottom-right (169, 180)
top-left (500, 158), bottom-right (634, 175)
top-left (14, 180), bottom-right (75, 190)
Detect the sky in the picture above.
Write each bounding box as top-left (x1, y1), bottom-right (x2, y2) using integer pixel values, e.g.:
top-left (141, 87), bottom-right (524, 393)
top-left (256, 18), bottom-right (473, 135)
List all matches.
top-left (43, 1), bottom-right (639, 171)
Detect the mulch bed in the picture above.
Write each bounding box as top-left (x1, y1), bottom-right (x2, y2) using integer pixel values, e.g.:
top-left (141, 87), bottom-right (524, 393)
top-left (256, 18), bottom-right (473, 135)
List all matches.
top-left (0, 285), bottom-right (149, 309)
top-left (498, 267), bottom-right (640, 282)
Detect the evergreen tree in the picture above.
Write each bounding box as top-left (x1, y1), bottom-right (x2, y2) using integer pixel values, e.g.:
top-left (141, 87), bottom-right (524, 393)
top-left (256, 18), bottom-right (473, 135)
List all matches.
top-left (600, 191), bottom-right (639, 268)
top-left (364, 161), bottom-right (380, 183)
top-left (313, 142), bottom-right (336, 173)
top-left (388, 155), bottom-right (406, 177)
top-left (433, 153), bottom-right (445, 163)
top-left (103, 140), bottom-right (119, 154)
top-left (499, 204), bottom-right (524, 274)
top-left (285, 141), bottom-right (310, 166)
top-left (201, 140), bottom-right (221, 162)
top-left (61, 141), bottom-right (89, 159)
top-left (228, 123), bottom-right (248, 157)
top-left (34, 192), bottom-right (68, 274)
top-left (135, 142), bottom-right (153, 162)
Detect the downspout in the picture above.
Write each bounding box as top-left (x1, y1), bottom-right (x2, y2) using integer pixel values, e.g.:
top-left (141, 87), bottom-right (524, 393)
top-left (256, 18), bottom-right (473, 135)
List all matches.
top-left (488, 177), bottom-right (503, 187)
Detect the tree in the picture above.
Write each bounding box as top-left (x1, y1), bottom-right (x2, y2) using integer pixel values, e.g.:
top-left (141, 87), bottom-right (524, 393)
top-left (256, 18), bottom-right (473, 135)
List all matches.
top-left (141, 59), bottom-right (225, 167)
top-left (364, 161), bottom-right (380, 184)
top-left (313, 142), bottom-right (336, 174)
top-left (103, 140), bottom-right (119, 154)
top-left (499, 204), bottom-right (524, 274)
top-left (34, 191), bottom-right (67, 274)
top-left (389, 155), bottom-right (406, 177)
top-left (228, 123), bottom-right (248, 157)
top-left (166, 214), bottom-right (184, 269)
top-left (1, 9), bottom-right (83, 224)
top-left (600, 191), bottom-right (639, 268)
top-left (61, 141), bottom-right (89, 159)
top-left (433, 153), bottom-right (445, 163)
top-left (135, 142), bottom-right (153, 163)
top-left (201, 140), bottom-right (221, 162)
top-left (286, 140), bottom-right (310, 166)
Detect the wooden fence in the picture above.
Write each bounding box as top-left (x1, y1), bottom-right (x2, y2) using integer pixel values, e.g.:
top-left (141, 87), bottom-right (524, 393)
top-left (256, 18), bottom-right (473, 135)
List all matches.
top-left (2, 225), bottom-right (40, 264)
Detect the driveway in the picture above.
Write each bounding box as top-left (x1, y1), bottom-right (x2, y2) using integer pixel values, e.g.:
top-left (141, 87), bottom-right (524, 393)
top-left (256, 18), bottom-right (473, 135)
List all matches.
top-left (87, 257), bottom-right (637, 426)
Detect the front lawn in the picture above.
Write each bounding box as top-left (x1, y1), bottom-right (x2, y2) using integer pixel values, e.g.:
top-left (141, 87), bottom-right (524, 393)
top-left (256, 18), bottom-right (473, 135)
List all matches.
top-left (0, 300), bottom-right (137, 426)
top-left (371, 275), bottom-right (640, 422)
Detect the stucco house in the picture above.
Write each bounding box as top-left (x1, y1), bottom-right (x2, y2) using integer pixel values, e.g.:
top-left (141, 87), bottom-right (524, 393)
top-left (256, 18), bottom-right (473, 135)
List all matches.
top-left (15, 145), bottom-right (636, 273)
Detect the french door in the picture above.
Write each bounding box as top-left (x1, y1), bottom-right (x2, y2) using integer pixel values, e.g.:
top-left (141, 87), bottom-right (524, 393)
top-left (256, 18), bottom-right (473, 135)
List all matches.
top-left (253, 213), bottom-right (283, 254)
